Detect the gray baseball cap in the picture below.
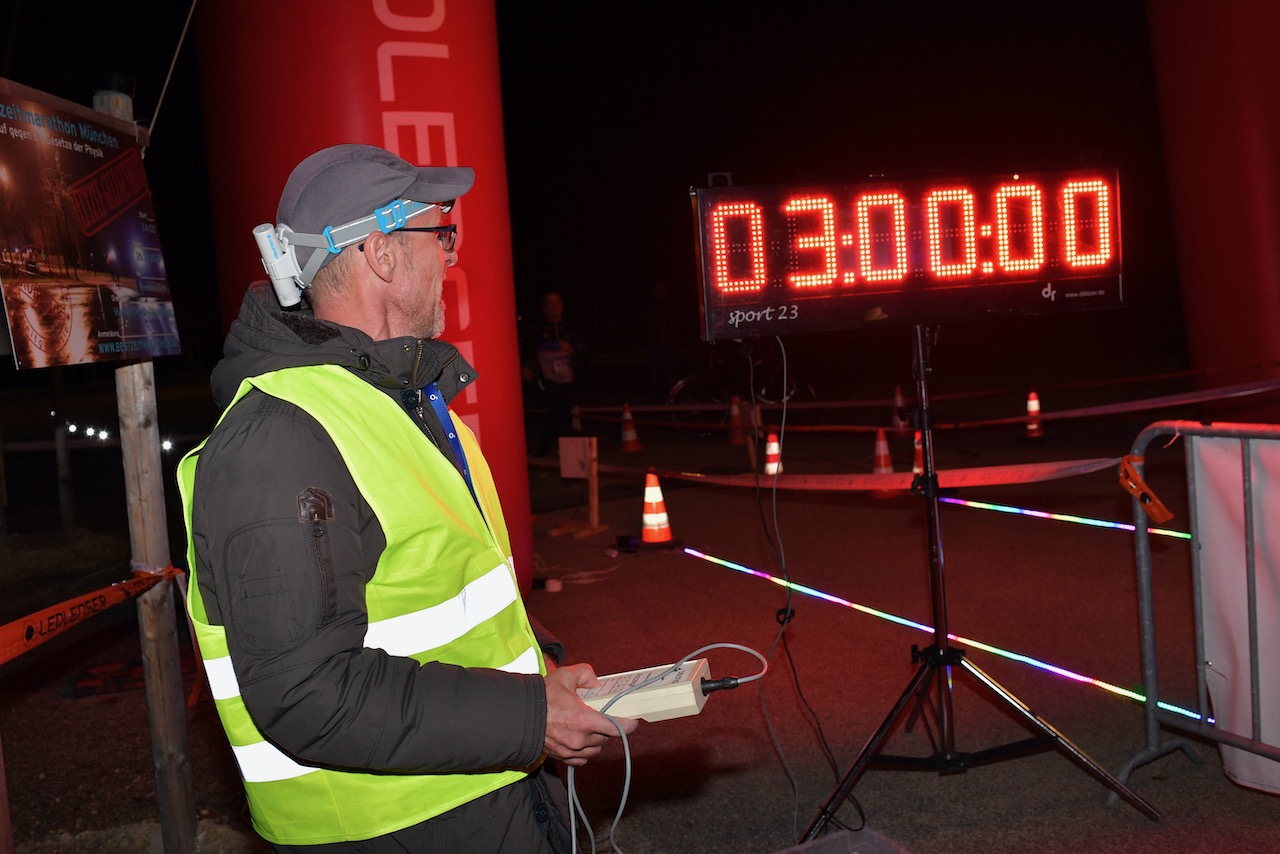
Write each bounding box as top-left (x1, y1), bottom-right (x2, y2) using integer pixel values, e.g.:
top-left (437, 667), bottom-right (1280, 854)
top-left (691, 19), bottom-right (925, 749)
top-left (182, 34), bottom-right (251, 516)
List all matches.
top-left (276, 144), bottom-right (474, 276)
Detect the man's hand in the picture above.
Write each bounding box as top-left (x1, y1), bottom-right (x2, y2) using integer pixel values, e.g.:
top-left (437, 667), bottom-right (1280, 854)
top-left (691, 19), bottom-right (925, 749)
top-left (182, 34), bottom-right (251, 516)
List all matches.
top-left (543, 663), bottom-right (639, 766)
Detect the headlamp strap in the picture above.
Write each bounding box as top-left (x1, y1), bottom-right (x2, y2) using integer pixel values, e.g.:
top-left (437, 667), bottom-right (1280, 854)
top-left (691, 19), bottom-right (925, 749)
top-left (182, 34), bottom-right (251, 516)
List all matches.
top-left (278, 198), bottom-right (438, 290)
top-left (322, 198), bottom-right (436, 253)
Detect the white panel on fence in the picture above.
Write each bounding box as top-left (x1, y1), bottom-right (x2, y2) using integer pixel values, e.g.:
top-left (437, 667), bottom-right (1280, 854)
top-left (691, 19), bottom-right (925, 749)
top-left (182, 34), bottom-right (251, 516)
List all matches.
top-left (1191, 435), bottom-right (1280, 794)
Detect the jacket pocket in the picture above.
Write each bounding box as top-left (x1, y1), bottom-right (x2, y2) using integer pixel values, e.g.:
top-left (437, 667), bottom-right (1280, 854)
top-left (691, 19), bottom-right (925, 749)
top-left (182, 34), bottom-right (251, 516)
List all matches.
top-left (219, 486), bottom-right (339, 653)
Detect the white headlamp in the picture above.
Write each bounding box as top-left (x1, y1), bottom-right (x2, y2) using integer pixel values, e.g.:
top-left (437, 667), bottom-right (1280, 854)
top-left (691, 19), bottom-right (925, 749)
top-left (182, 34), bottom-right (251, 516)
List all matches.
top-left (253, 198), bottom-right (441, 308)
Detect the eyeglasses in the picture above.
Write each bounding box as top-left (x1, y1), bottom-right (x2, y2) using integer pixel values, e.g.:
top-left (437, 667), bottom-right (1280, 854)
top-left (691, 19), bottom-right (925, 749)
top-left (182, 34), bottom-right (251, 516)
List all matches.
top-left (358, 223), bottom-right (457, 253)
top-left (400, 224), bottom-right (457, 252)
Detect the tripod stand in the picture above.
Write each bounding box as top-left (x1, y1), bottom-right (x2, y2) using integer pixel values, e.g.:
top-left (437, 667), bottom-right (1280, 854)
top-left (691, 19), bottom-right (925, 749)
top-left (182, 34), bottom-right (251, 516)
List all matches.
top-left (802, 324), bottom-right (1160, 841)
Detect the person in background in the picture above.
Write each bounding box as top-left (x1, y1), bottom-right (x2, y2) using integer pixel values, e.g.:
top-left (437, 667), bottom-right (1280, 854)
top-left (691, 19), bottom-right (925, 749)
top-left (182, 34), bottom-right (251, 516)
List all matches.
top-left (178, 144), bottom-right (634, 853)
top-left (522, 290), bottom-right (586, 456)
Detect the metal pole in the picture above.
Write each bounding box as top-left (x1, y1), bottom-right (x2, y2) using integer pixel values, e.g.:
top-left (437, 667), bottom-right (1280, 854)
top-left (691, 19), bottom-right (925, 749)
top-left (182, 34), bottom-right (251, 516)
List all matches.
top-left (913, 324), bottom-right (956, 755)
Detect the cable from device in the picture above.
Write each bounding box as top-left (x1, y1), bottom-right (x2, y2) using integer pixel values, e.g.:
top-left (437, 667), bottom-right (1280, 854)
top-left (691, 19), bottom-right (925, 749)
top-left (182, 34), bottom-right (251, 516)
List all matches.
top-left (566, 642), bottom-right (768, 854)
top-left (748, 337), bottom-right (857, 840)
top-left (748, 337), bottom-right (811, 837)
top-left (746, 336), bottom-right (806, 836)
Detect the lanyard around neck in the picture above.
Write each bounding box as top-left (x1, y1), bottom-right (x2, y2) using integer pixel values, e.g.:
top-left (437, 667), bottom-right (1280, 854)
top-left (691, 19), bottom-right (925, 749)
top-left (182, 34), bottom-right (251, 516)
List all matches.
top-left (423, 382), bottom-right (480, 509)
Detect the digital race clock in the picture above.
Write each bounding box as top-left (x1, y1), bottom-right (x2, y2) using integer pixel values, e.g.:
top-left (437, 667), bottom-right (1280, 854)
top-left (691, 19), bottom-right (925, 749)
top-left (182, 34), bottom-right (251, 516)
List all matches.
top-left (691, 169), bottom-right (1122, 340)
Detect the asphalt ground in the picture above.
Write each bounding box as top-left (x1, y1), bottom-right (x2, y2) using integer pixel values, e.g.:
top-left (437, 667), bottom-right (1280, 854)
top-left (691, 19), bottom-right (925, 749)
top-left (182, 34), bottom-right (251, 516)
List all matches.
top-left (2, 361), bottom-right (1278, 851)
top-left (522, 400), bottom-right (1280, 852)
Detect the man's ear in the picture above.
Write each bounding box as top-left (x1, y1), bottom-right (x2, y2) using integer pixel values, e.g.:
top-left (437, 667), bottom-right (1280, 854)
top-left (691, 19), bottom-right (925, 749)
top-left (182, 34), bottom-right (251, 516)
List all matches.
top-left (360, 231), bottom-right (397, 283)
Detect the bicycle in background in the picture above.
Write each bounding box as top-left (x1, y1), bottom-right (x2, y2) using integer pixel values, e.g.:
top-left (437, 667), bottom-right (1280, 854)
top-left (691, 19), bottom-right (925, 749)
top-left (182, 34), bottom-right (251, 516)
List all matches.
top-left (666, 338), bottom-right (816, 436)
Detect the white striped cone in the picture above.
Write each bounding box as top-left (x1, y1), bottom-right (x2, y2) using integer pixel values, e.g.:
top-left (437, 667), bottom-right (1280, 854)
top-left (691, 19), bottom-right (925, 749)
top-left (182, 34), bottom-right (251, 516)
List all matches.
top-left (1026, 390), bottom-right (1044, 438)
top-left (871, 428), bottom-right (901, 498)
top-left (620, 404), bottom-right (643, 451)
top-left (764, 432), bottom-right (783, 475)
top-left (892, 385), bottom-right (909, 436)
top-left (641, 472), bottom-right (673, 543)
top-left (727, 396), bottom-right (745, 446)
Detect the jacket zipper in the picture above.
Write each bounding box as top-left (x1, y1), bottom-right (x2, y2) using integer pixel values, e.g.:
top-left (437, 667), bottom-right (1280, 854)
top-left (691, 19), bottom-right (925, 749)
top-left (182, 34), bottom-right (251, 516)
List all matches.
top-left (403, 340), bottom-right (439, 447)
top-left (405, 339), bottom-right (470, 466)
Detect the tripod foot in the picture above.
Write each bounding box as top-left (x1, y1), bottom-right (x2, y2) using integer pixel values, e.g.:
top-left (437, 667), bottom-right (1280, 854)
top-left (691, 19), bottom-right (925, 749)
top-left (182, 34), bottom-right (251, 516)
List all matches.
top-left (804, 647), bottom-right (1161, 842)
top-left (960, 658), bottom-right (1161, 821)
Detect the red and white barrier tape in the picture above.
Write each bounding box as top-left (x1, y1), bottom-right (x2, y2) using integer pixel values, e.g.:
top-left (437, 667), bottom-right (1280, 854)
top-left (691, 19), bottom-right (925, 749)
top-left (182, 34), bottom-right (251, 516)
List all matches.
top-left (570, 377), bottom-right (1280, 433)
top-left (0, 565), bottom-right (182, 667)
top-left (545, 456), bottom-right (1124, 493)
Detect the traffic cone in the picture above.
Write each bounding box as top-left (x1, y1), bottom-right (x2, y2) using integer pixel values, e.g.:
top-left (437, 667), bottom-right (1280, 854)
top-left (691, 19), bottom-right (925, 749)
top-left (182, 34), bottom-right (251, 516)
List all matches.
top-left (892, 385), bottom-right (909, 436)
top-left (641, 472), bottom-right (673, 544)
top-left (912, 430), bottom-right (924, 477)
top-left (764, 432), bottom-right (783, 475)
top-left (727, 396), bottom-right (746, 446)
top-left (620, 404), bottom-right (643, 452)
top-left (1025, 390), bottom-right (1044, 439)
top-left (871, 428), bottom-right (901, 499)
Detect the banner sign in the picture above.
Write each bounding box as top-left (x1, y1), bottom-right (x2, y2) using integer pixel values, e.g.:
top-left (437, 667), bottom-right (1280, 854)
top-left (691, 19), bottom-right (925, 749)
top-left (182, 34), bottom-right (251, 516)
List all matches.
top-left (0, 76), bottom-right (180, 369)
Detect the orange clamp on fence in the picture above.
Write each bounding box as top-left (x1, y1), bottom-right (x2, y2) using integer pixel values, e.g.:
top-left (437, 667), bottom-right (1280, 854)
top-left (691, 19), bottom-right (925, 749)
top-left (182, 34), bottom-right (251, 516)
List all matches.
top-left (0, 565), bottom-right (182, 667)
top-left (1118, 455), bottom-right (1174, 524)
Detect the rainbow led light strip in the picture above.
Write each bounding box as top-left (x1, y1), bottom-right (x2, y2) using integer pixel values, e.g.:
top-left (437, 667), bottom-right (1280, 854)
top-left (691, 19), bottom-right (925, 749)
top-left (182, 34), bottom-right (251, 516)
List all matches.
top-left (938, 496), bottom-right (1191, 540)
top-left (684, 547), bottom-right (1210, 724)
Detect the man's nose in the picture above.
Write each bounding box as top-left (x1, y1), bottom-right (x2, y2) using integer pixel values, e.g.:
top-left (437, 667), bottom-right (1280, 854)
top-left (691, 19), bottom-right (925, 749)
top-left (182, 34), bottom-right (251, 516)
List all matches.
top-left (444, 248), bottom-right (458, 268)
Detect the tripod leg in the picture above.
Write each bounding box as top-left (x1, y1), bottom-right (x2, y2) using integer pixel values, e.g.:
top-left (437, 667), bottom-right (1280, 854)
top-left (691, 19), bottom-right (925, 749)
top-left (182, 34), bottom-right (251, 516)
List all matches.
top-left (903, 672), bottom-right (943, 754)
top-left (959, 657), bottom-right (1161, 821)
top-left (890, 645), bottom-right (954, 760)
top-left (803, 661), bottom-right (935, 841)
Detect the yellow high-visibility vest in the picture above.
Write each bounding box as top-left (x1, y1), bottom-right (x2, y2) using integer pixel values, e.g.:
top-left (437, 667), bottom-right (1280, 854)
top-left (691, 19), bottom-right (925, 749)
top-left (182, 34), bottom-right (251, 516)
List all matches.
top-left (178, 364), bottom-right (541, 845)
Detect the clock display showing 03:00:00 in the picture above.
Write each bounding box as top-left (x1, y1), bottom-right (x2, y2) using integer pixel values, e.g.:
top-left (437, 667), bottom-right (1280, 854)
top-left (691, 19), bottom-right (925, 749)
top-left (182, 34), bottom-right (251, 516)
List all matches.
top-left (706, 173), bottom-right (1119, 294)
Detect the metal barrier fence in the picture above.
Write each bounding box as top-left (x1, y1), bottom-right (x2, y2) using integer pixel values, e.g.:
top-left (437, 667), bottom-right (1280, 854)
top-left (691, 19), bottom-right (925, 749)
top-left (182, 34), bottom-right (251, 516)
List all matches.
top-left (1117, 420), bottom-right (1280, 794)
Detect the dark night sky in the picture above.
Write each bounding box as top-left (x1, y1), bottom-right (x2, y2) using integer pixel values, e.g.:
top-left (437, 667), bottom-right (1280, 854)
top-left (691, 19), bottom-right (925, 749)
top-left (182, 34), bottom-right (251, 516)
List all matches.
top-left (0, 1), bottom-right (1184, 394)
top-left (494, 2), bottom-right (1183, 392)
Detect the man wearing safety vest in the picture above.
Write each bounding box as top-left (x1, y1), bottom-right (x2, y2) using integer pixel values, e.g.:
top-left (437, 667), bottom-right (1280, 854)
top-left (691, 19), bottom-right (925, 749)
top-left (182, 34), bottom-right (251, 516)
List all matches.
top-left (178, 144), bottom-right (635, 852)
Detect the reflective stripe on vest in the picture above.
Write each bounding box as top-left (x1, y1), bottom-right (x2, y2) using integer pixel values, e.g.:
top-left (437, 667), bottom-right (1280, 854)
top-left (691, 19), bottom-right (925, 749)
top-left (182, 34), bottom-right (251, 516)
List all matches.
top-left (178, 365), bottom-right (542, 845)
top-left (364, 561), bottom-right (517, 655)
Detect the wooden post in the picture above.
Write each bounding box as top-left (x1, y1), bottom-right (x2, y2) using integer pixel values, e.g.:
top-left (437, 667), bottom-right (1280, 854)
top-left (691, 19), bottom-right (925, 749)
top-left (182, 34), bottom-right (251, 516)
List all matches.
top-left (116, 360), bottom-right (196, 854)
top-left (97, 90), bottom-right (197, 854)
top-left (548, 437), bottom-right (609, 539)
top-left (585, 437), bottom-right (602, 534)
top-left (0, 728), bottom-right (13, 854)
top-left (52, 369), bottom-right (74, 540)
top-left (0, 424), bottom-right (10, 564)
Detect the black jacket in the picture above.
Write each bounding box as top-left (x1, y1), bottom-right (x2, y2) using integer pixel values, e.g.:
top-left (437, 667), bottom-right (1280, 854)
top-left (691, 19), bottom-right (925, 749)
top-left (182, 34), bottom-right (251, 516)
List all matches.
top-left (189, 284), bottom-right (566, 847)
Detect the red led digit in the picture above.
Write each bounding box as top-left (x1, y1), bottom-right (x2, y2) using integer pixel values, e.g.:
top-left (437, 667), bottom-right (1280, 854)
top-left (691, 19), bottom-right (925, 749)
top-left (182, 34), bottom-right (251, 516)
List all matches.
top-left (709, 202), bottom-right (767, 293)
top-left (925, 188), bottom-right (977, 278)
top-left (855, 192), bottom-right (908, 283)
top-left (994, 182), bottom-right (1045, 272)
top-left (1062, 179), bottom-right (1113, 268)
top-left (783, 195), bottom-right (839, 289)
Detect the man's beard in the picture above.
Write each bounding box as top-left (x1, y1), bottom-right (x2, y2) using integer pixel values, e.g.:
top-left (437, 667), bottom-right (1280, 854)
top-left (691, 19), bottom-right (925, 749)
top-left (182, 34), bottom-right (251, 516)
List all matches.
top-left (423, 297), bottom-right (446, 339)
top-left (399, 251), bottom-right (447, 339)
